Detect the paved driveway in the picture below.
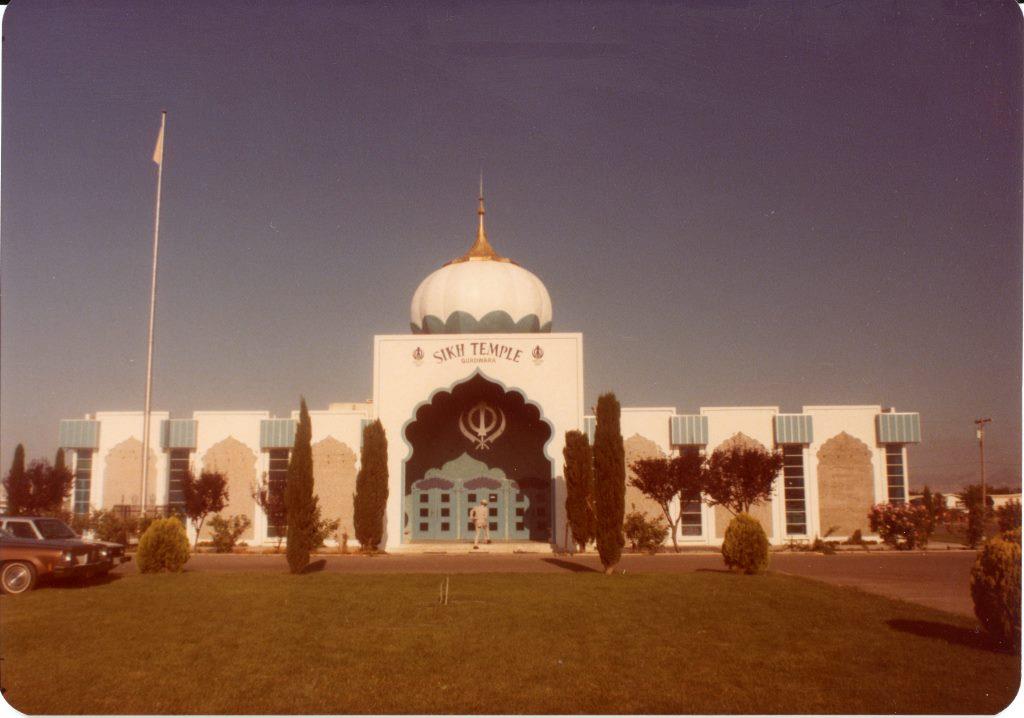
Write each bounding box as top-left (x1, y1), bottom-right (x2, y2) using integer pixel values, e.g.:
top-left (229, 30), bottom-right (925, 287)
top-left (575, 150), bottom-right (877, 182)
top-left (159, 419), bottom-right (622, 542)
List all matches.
top-left (116, 549), bottom-right (978, 616)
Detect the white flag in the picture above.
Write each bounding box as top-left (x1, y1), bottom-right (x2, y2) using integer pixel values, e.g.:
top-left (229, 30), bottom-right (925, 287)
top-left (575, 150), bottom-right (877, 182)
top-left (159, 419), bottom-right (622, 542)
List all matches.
top-left (152, 114), bottom-right (165, 166)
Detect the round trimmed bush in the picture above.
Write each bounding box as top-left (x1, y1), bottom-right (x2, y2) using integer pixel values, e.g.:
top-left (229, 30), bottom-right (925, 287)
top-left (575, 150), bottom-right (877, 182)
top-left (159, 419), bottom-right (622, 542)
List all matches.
top-left (721, 512), bottom-right (769, 574)
top-left (970, 529), bottom-right (1022, 648)
top-left (137, 517), bottom-right (190, 573)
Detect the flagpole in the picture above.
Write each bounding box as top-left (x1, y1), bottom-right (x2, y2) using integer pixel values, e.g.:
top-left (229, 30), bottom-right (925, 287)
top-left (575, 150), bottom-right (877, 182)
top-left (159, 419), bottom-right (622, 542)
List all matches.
top-left (141, 110), bottom-right (166, 514)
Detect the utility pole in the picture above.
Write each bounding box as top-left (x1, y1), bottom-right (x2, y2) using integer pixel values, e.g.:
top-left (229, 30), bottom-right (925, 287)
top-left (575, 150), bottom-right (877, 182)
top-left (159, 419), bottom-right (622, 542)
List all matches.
top-left (975, 418), bottom-right (992, 519)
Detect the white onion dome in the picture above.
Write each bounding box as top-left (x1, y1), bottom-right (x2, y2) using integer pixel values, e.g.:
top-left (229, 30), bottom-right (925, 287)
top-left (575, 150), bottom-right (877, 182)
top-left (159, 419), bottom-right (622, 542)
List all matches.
top-left (410, 191), bottom-right (552, 334)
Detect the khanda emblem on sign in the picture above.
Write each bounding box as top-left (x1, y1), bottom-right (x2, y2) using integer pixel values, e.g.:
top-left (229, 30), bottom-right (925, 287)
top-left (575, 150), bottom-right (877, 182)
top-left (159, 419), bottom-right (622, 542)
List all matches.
top-left (459, 401), bottom-right (506, 450)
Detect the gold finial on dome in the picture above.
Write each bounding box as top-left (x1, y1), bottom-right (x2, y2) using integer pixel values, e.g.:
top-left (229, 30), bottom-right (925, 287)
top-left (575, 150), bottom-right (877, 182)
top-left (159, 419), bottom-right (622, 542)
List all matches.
top-left (446, 175), bottom-right (515, 265)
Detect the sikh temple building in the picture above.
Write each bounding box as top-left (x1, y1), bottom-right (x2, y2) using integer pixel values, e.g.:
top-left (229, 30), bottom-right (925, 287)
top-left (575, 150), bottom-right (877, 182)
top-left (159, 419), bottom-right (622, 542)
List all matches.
top-left (56, 193), bottom-right (922, 550)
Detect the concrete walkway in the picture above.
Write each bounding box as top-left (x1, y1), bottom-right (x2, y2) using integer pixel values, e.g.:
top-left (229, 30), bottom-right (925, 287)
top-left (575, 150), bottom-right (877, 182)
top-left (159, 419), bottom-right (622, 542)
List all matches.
top-left (116, 549), bottom-right (979, 617)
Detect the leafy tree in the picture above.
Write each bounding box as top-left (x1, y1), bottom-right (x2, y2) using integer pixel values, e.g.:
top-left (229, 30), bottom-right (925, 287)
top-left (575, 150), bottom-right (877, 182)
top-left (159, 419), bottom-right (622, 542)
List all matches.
top-left (181, 467), bottom-right (228, 548)
top-left (920, 485), bottom-right (943, 540)
top-left (959, 484), bottom-right (993, 548)
top-left (593, 393), bottom-right (626, 574)
top-left (354, 419), bottom-right (389, 551)
top-left (629, 451), bottom-right (705, 552)
top-left (996, 500), bottom-right (1022, 533)
top-left (3, 444), bottom-right (28, 514)
top-left (285, 398), bottom-right (316, 573)
top-left (562, 430), bottom-right (595, 552)
top-left (252, 474), bottom-right (287, 551)
top-left (702, 444), bottom-right (784, 515)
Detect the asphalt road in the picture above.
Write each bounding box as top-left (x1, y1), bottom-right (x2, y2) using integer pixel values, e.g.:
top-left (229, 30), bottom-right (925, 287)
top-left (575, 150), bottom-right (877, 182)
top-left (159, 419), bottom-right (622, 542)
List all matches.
top-left (115, 549), bottom-right (979, 616)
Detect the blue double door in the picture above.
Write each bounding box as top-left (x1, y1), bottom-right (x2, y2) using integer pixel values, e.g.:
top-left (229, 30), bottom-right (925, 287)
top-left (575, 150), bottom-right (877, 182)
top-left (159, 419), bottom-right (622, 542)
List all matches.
top-left (410, 481), bottom-right (538, 542)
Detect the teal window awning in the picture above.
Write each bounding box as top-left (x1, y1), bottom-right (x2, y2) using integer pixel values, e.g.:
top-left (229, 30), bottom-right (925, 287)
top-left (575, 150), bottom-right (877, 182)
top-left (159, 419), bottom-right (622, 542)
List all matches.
top-left (161, 419), bottom-right (197, 449)
top-left (774, 414), bottom-right (814, 445)
top-left (583, 416), bottom-right (596, 445)
top-left (670, 415), bottom-right (708, 446)
top-left (59, 420), bottom-right (100, 449)
top-left (260, 419), bottom-right (297, 449)
top-left (876, 413), bottom-right (921, 444)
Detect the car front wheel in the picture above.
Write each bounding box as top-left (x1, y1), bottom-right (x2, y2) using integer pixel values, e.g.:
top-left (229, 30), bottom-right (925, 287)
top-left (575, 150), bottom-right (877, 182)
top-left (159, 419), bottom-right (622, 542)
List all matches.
top-left (1, 561), bottom-right (38, 594)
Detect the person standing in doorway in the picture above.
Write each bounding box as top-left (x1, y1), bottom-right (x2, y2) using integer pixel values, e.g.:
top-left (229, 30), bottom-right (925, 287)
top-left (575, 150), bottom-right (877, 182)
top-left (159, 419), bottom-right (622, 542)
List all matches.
top-left (471, 498), bottom-right (491, 549)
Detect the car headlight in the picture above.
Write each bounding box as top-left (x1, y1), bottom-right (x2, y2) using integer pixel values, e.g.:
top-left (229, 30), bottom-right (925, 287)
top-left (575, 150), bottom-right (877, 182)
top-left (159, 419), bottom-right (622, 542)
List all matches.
top-left (61, 551), bottom-right (75, 562)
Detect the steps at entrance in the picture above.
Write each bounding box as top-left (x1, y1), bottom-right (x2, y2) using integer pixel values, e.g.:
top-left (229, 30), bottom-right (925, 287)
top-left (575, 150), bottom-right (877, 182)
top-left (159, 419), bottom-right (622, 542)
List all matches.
top-left (390, 542), bottom-right (555, 554)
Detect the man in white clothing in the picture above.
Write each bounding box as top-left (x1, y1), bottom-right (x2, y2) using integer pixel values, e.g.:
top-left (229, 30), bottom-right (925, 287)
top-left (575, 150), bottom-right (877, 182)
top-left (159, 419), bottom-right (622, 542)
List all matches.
top-left (471, 498), bottom-right (491, 548)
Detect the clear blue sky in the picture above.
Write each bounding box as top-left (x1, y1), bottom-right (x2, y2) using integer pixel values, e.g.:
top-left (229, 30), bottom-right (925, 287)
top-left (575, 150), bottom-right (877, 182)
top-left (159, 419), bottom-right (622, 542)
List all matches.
top-left (1, 1), bottom-right (1020, 493)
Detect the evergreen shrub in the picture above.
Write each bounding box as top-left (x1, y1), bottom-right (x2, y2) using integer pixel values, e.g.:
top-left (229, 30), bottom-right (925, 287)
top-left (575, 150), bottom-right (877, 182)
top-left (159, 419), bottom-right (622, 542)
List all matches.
top-left (623, 510), bottom-right (668, 554)
top-left (137, 517), bottom-right (190, 573)
top-left (354, 420), bottom-right (389, 551)
top-left (721, 513), bottom-right (769, 574)
top-left (209, 514), bottom-right (252, 553)
top-left (286, 399), bottom-right (316, 573)
top-left (593, 393), bottom-right (626, 573)
top-left (563, 430), bottom-right (596, 552)
top-left (970, 529), bottom-right (1022, 648)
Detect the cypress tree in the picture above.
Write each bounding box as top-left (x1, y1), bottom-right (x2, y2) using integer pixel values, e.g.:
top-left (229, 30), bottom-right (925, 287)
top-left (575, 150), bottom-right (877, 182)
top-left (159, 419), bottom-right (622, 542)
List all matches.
top-left (3, 444), bottom-right (28, 515)
top-left (285, 398), bottom-right (315, 573)
top-left (563, 430), bottom-right (596, 552)
top-left (353, 420), bottom-right (389, 551)
top-left (593, 393), bottom-right (626, 573)
top-left (47, 448), bottom-right (74, 512)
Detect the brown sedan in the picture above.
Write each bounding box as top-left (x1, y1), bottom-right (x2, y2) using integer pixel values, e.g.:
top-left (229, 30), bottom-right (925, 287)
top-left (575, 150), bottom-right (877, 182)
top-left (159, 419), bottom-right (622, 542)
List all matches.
top-left (0, 527), bottom-right (112, 594)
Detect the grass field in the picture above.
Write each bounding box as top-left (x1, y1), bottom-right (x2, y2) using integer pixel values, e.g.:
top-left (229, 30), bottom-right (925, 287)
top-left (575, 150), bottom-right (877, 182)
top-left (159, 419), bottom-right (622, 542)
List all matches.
top-left (0, 570), bottom-right (1019, 714)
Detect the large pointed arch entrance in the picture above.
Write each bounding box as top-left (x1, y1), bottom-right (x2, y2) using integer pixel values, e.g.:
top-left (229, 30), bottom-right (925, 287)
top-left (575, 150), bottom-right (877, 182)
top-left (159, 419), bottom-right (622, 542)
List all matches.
top-left (403, 372), bottom-right (553, 543)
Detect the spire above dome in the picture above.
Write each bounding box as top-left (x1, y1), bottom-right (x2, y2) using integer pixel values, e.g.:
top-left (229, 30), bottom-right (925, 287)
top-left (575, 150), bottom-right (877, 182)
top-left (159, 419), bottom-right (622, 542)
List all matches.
top-left (410, 183), bottom-right (552, 334)
top-left (445, 175), bottom-right (515, 265)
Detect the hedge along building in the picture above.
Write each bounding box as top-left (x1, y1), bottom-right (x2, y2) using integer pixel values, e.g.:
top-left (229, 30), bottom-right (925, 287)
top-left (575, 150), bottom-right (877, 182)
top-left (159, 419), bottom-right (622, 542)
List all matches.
top-left (56, 190), bottom-right (921, 549)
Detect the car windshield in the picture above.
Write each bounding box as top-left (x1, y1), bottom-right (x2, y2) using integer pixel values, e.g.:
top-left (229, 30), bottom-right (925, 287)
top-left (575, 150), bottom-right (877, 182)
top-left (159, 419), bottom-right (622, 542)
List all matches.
top-left (35, 518), bottom-right (79, 540)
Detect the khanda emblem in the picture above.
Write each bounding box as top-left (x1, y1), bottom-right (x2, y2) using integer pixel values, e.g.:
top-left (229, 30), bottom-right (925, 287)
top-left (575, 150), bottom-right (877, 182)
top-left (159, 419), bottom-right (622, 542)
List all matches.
top-left (459, 401), bottom-right (506, 450)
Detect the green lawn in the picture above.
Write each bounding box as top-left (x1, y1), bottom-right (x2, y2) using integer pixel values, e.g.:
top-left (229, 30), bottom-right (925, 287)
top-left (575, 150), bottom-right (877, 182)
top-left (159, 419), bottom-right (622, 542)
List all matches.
top-left (0, 570), bottom-right (1018, 714)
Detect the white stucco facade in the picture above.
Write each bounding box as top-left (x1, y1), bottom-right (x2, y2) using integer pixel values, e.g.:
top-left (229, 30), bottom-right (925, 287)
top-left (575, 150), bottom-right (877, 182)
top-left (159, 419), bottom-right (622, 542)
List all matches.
top-left (55, 193), bottom-right (921, 550)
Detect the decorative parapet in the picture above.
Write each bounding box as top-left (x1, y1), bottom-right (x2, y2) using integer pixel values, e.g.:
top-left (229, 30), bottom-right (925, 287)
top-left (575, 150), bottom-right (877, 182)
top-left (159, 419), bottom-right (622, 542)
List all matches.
top-left (774, 414), bottom-right (814, 445)
top-left (58, 419), bottom-right (100, 449)
top-left (876, 412), bottom-right (921, 444)
top-left (670, 415), bottom-right (708, 446)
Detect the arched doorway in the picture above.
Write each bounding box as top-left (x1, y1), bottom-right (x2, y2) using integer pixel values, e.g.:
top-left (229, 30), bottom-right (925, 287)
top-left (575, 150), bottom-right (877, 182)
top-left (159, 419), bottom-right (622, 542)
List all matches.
top-left (403, 372), bottom-right (553, 543)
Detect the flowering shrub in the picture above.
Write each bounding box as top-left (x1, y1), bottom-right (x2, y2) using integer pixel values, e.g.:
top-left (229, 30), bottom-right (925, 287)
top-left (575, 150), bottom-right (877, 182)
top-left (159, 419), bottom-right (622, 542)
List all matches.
top-left (867, 503), bottom-right (931, 549)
